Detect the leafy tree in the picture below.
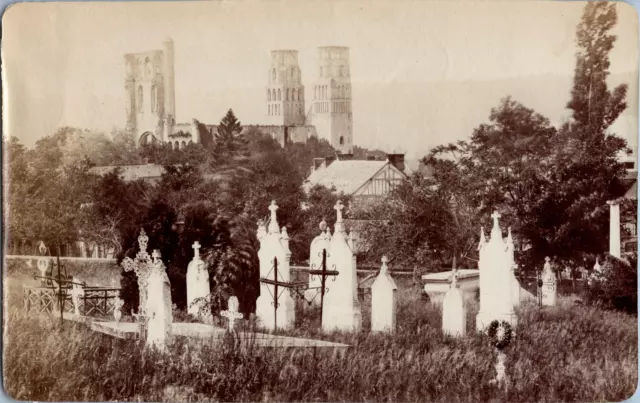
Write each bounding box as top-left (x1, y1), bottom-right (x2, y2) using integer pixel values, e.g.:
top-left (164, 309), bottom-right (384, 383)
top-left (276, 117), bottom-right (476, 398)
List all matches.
top-left (214, 109), bottom-right (247, 157)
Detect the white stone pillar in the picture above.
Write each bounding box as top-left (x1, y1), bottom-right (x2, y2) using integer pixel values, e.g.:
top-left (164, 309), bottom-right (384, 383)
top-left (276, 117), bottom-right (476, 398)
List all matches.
top-left (541, 257), bottom-right (557, 307)
top-left (442, 268), bottom-right (466, 337)
top-left (476, 211), bottom-right (517, 331)
top-left (255, 201), bottom-right (295, 331)
top-left (608, 200), bottom-right (621, 258)
top-left (322, 200), bottom-right (362, 332)
top-left (371, 256), bottom-right (397, 332)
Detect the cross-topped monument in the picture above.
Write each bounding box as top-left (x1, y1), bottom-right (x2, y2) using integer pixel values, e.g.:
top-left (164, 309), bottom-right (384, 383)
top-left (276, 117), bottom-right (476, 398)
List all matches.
top-left (221, 296), bottom-right (243, 331)
top-left (121, 229), bottom-right (154, 317)
top-left (192, 241), bottom-right (201, 259)
top-left (268, 200), bottom-right (280, 234)
top-left (334, 200), bottom-right (345, 233)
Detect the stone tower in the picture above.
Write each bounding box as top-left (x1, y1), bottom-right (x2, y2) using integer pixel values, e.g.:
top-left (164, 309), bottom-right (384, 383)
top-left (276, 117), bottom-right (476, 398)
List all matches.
top-left (266, 50), bottom-right (306, 126)
top-left (311, 46), bottom-right (353, 154)
top-left (124, 38), bottom-right (176, 146)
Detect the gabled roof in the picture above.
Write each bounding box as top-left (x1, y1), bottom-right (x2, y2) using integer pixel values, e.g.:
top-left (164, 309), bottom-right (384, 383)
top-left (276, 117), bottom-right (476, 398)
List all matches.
top-left (304, 160), bottom-right (390, 195)
top-left (89, 164), bottom-right (165, 182)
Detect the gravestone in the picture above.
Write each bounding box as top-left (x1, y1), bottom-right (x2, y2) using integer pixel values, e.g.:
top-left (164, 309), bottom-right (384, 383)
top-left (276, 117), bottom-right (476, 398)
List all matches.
top-left (541, 257), bottom-right (557, 306)
top-left (121, 229), bottom-right (153, 316)
top-left (256, 201), bottom-right (295, 330)
top-left (506, 228), bottom-right (521, 309)
top-left (71, 277), bottom-right (84, 316)
top-left (306, 219), bottom-right (331, 305)
top-left (322, 200), bottom-right (362, 332)
top-left (114, 297), bottom-right (124, 323)
top-left (186, 241), bottom-right (212, 322)
top-left (442, 268), bottom-right (466, 337)
top-left (145, 250), bottom-right (173, 350)
top-left (371, 256), bottom-right (397, 332)
top-left (221, 296), bottom-right (243, 331)
top-left (476, 212), bottom-right (518, 331)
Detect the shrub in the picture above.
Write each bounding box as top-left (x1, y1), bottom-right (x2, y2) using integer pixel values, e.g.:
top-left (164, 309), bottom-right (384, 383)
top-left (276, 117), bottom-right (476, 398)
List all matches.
top-left (583, 253), bottom-right (637, 315)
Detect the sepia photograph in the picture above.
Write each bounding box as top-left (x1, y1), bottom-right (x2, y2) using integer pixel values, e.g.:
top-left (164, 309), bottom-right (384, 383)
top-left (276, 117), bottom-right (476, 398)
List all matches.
top-left (2, 0), bottom-right (639, 401)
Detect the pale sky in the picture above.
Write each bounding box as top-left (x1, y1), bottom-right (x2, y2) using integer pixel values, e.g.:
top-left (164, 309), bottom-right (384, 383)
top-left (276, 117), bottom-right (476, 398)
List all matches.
top-left (2, 0), bottom-right (638, 159)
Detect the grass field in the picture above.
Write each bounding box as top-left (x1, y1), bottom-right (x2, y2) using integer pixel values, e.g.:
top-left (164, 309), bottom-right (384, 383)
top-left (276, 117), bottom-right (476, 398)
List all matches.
top-left (3, 272), bottom-right (638, 402)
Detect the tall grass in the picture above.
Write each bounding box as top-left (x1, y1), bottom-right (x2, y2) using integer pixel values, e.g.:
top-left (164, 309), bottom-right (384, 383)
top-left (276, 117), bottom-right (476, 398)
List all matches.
top-left (3, 284), bottom-right (638, 402)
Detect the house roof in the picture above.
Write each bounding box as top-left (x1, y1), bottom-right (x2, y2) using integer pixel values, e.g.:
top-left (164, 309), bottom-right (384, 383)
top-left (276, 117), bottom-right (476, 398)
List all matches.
top-left (89, 164), bottom-right (165, 182)
top-left (305, 160), bottom-right (389, 195)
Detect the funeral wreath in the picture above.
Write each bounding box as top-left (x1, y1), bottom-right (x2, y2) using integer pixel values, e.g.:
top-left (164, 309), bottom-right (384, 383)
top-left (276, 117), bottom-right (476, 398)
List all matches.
top-left (487, 320), bottom-right (513, 350)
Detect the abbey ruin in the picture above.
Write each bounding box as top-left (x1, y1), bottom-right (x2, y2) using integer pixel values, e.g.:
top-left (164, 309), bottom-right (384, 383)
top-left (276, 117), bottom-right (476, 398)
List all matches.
top-left (124, 38), bottom-right (354, 154)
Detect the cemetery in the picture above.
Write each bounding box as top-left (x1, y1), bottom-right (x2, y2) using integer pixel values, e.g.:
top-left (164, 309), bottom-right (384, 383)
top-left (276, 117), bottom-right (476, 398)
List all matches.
top-left (4, 195), bottom-right (638, 402)
top-left (3, 2), bottom-right (638, 402)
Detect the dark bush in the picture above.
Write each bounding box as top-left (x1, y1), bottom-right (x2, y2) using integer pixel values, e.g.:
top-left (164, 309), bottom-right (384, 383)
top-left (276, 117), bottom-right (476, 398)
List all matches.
top-left (583, 253), bottom-right (637, 315)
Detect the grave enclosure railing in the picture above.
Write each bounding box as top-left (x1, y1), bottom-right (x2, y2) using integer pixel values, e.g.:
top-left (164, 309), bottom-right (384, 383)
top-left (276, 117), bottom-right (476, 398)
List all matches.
top-left (23, 285), bottom-right (121, 318)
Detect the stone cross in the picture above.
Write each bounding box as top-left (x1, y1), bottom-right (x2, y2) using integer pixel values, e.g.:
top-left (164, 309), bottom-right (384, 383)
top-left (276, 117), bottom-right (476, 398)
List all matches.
top-left (192, 241), bottom-right (201, 259)
top-left (381, 255), bottom-right (389, 273)
top-left (334, 200), bottom-right (344, 223)
top-left (114, 297), bottom-right (124, 323)
top-left (70, 278), bottom-right (84, 316)
top-left (221, 296), bottom-right (243, 331)
top-left (121, 229), bottom-right (154, 317)
top-left (152, 249), bottom-right (161, 264)
top-left (268, 200), bottom-right (280, 233)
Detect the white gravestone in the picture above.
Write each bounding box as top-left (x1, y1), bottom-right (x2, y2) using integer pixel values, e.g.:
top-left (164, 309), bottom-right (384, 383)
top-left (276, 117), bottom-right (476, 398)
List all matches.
top-left (322, 200), bottom-right (362, 332)
top-left (113, 297), bottom-right (124, 323)
top-left (255, 201), bottom-right (295, 331)
top-left (37, 258), bottom-right (49, 285)
top-left (371, 256), bottom-right (397, 332)
top-left (541, 257), bottom-right (557, 307)
top-left (442, 268), bottom-right (466, 337)
top-left (306, 219), bottom-right (331, 305)
top-left (476, 212), bottom-right (518, 331)
top-left (145, 250), bottom-right (173, 351)
top-left (70, 277), bottom-right (84, 316)
top-left (221, 296), bottom-right (243, 331)
top-left (186, 241), bottom-right (212, 321)
top-left (608, 200), bottom-right (621, 258)
top-left (506, 228), bottom-right (521, 309)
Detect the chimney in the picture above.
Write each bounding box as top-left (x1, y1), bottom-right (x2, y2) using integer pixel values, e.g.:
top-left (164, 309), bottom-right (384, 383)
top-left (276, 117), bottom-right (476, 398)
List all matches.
top-left (387, 154), bottom-right (405, 172)
top-left (338, 153), bottom-right (354, 161)
top-left (313, 157), bottom-right (325, 171)
top-left (325, 155), bottom-right (337, 167)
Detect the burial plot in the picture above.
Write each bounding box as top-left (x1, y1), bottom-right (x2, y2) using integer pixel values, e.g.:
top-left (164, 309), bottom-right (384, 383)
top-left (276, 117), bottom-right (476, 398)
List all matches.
top-left (476, 212), bottom-right (518, 331)
top-left (256, 201), bottom-right (296, 331)
top-left (186, 241), bottom-right (212, 322)
top-left (322, 200), bottom-right (362, 332)
top-left (442, 268), bottom-right (466, 337)
top-left (371, 256), bottom-right (397, 332)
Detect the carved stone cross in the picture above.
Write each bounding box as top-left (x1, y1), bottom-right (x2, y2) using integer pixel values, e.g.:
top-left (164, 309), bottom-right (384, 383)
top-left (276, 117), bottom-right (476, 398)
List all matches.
top-left (268, 200), bottom-right (280, 233)
top-left (491, 211), bottom-right (501, 223)
top-left (381, 256), bottom-right (389, 273)
top-left (221, 296), bottom-right (243, 331)
top-left (192, 241), bottom-right (201, 258)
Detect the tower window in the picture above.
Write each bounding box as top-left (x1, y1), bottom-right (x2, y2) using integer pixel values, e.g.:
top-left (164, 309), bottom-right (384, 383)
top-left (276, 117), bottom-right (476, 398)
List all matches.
top-left (272, 89), bottom-right (276, 101)
top-left (340, 136), bottom-right (344, 145)
top-left (299, 88), bottom-right (303, 100)
top-left (278, 89), bottom-right (281, 101)
top-left (174, 141), bottom-right (179, 150)
top-left (268, 105), bottom-right (271, 115)
top-left (268, 90), bottom-right (271, 102)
